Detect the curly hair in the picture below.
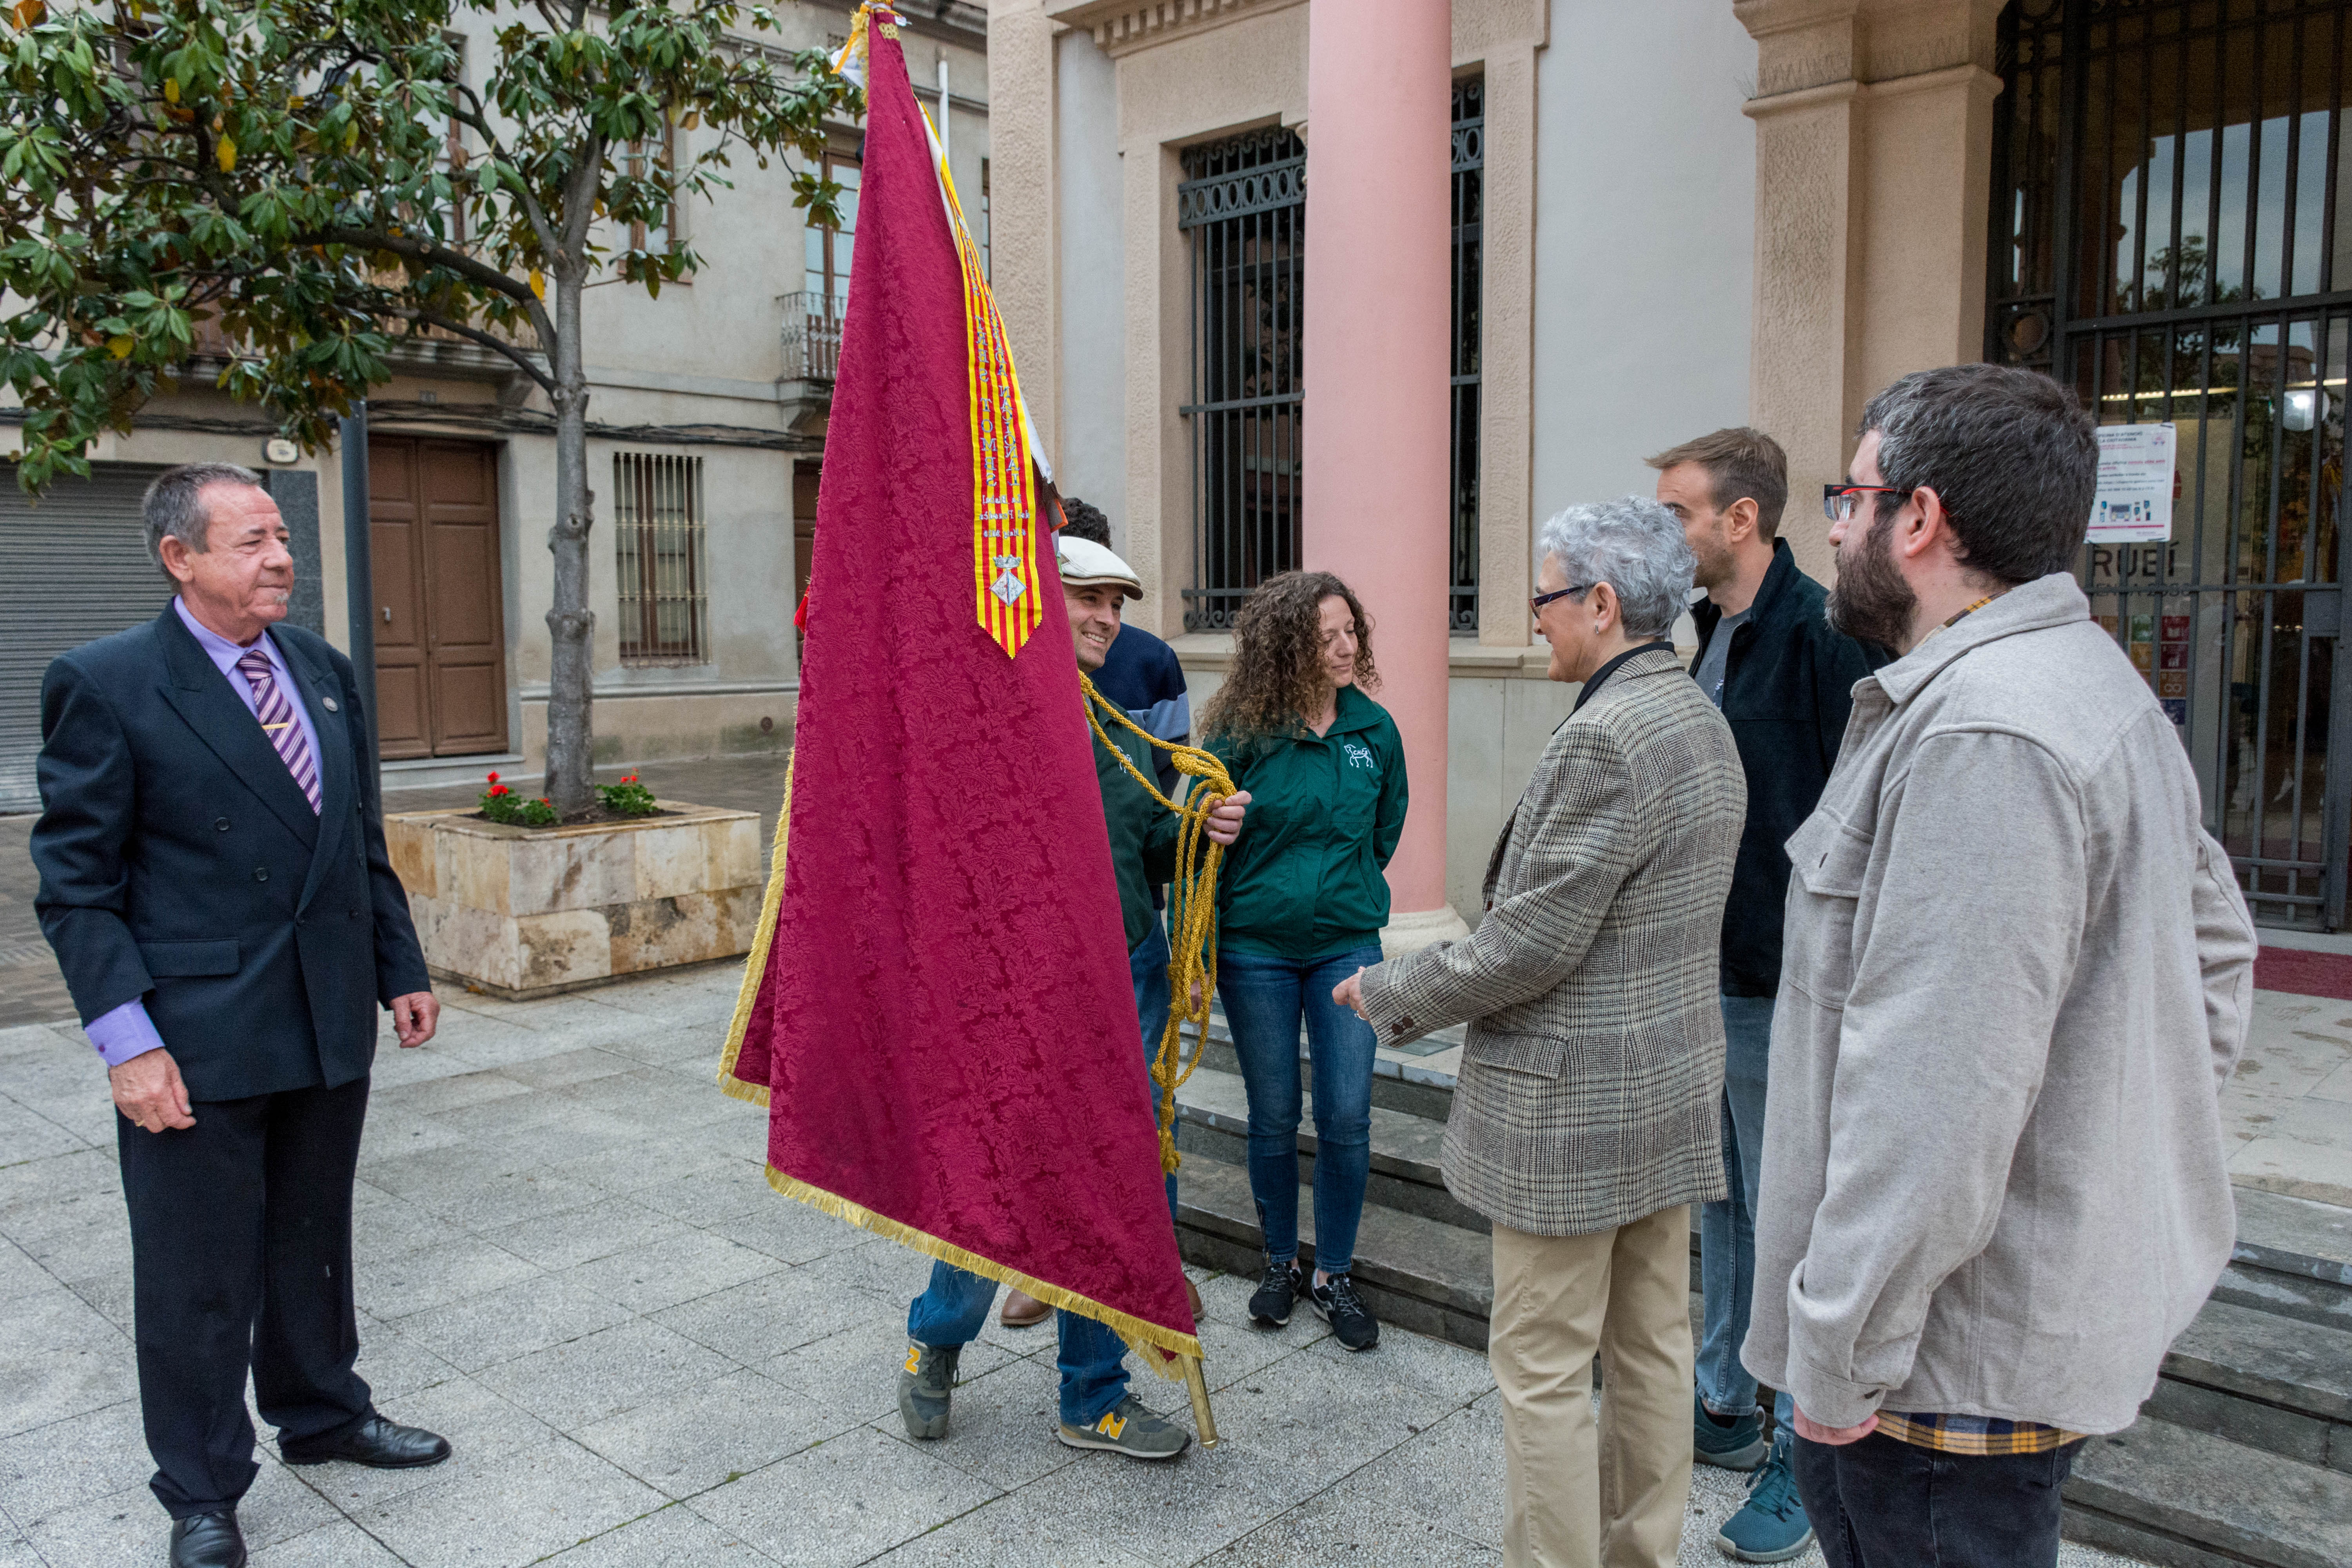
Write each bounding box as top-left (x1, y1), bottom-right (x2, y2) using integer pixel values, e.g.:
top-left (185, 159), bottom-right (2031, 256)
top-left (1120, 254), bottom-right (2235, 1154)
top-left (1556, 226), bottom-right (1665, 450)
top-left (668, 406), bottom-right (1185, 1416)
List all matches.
top-left (1198, 571), bottom-right (1380, 743)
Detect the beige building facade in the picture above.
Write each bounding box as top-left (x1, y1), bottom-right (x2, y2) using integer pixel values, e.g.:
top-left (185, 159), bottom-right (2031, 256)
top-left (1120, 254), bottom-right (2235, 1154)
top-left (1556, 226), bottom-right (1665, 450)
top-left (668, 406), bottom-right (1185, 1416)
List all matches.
top-left (986, 0), bottom-right (2352, 930)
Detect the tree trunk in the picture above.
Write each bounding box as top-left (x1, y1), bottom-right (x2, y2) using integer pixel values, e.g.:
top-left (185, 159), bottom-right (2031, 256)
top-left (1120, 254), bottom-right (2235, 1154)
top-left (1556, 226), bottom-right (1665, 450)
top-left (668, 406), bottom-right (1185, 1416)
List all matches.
top-left (544, 267), bottom-right (596, 816)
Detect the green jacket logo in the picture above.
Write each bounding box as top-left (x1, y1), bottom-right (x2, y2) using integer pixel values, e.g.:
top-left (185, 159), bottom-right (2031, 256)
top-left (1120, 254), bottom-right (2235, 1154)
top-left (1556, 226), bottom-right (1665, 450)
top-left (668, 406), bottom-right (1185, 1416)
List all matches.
top-left (1342, 742), bottom-right (1377, 771)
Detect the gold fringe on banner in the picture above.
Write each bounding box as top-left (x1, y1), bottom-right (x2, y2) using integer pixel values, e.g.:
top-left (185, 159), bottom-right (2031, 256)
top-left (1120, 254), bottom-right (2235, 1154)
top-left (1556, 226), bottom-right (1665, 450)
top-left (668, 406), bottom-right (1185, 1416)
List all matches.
top-left (716, 753), bottom-right (793, 1108)
top-left (757, 1165), bottom-right (1200, 1379)
top-left (712, 754), bottom-right (1199, 1378)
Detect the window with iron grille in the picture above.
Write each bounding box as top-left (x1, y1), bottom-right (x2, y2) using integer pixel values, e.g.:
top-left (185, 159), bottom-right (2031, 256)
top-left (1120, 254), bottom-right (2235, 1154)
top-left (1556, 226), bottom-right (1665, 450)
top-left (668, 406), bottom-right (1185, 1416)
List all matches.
top-left (1987, 0), bottom-right (2352, 924)
top-left (614, 453), bottom-right (708, 664)
top-left (624, 121), bottom-right (679, 262)
top-left (1452, 76), bottom-right (1485, 633)
top-left (1180, 128), bottom-right (1307, 631)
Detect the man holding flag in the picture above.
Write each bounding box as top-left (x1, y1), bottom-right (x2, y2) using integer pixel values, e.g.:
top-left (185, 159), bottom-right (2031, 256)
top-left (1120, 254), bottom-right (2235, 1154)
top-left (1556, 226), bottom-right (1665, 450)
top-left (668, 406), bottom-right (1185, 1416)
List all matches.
top-left (719, 0), bottom-right (1234, 1471)
top-left (898, 537), bottom-right (1247, 1459)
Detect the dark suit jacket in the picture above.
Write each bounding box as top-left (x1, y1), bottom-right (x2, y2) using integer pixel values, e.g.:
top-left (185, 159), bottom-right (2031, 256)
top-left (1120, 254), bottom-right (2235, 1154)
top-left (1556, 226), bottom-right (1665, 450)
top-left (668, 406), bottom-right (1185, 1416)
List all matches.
top-left (32, 605), bottom-right (430, 1101)
top-left (1686, 541), bottom-right (1888, 997)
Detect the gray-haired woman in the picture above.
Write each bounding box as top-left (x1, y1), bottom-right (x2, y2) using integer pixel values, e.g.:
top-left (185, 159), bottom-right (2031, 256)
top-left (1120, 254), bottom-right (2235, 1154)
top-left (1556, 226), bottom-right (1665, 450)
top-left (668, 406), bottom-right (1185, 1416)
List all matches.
top-left (1335, 495), bottom-right (1746, 1568)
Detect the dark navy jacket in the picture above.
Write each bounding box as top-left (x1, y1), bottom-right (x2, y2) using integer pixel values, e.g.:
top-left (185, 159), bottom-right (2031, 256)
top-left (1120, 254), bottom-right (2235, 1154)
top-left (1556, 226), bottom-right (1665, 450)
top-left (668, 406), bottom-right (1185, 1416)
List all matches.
top-left (32, 606), bottom-right (429, 1100)
top-left (1688, 540), bottom-right (1888, 998)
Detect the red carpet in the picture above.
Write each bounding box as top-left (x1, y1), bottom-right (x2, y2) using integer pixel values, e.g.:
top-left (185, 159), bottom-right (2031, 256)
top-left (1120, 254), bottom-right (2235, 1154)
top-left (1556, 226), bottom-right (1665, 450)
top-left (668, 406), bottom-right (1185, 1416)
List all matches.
top-left (2254, 946), bottom-right (2352, 1002)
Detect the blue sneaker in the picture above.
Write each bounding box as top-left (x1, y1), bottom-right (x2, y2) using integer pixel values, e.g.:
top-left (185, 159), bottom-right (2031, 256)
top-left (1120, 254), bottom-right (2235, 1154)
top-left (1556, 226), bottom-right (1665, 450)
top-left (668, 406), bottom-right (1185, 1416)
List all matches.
top-left (1716, 1431), bottom-right (1814, 1563)
top-left (1693, 1387), bottom-right (1770, 1470)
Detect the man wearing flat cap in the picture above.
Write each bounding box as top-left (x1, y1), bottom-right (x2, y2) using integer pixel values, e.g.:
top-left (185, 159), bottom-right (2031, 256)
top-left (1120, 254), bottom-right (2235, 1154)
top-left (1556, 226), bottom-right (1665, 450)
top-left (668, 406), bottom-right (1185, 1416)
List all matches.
top-left (892, 532), bottom-right (1248, 1459)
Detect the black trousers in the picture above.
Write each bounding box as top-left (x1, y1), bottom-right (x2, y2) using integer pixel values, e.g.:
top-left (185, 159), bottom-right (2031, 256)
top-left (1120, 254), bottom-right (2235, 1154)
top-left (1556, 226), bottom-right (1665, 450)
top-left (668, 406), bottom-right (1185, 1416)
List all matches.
top-left (115, 1074), bottom-right (375, 1517)
top-left (1793, 1429), bottom-right (2083, 1568)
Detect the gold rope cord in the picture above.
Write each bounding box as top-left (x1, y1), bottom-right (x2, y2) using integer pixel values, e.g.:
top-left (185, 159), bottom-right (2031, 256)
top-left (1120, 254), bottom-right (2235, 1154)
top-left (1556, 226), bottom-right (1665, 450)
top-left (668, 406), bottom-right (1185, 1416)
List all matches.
top-left (1077, 672), bottom-right (1236, 1178)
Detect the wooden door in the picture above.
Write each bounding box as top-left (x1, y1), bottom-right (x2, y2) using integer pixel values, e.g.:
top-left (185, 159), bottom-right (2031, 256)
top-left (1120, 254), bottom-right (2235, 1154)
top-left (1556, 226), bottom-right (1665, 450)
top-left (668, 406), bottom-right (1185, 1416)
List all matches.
top-left (369, 437), bottom-right (509, 759)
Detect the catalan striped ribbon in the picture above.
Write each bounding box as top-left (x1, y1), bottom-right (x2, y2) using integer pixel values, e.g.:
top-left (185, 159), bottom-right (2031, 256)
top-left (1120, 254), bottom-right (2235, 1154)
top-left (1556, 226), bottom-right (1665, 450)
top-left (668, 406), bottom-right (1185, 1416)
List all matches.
top-left (929, 115), bottom-right (1042, 660)
top-left (236, 647), bottom-right (322, 814)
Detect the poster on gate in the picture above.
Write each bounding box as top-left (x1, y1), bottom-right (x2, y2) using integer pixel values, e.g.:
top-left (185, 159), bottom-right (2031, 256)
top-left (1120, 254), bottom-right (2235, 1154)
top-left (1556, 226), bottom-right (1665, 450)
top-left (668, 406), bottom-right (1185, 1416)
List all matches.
top-left (2088, 423), bottom-right (2177, 543)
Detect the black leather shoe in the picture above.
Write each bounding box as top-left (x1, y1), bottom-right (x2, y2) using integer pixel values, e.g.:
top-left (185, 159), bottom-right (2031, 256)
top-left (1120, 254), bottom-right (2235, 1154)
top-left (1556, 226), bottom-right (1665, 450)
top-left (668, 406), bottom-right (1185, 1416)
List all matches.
top-left (280, 1413), bottom-right (452, 1469)
top-left (169, 1511), bottom-right (246, 1568)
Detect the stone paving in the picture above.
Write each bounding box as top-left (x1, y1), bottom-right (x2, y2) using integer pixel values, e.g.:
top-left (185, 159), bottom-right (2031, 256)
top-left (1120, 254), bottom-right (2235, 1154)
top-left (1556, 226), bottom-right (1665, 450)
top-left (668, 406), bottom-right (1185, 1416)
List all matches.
top-left (0, 958), bottom-right (2158, 1568)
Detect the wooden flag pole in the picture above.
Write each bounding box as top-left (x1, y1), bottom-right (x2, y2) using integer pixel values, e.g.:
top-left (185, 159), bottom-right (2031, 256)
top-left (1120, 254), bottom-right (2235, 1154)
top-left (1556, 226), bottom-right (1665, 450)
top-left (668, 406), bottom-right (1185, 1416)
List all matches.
top-left (1183, 1355), bottom-right (1219, 1449)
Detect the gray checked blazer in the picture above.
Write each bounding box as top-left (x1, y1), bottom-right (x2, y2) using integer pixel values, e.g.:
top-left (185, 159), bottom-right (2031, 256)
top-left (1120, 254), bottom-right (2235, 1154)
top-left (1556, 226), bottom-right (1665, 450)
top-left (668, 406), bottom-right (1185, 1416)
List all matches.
top-left (1357, 645), bottom-right (1746, 1236)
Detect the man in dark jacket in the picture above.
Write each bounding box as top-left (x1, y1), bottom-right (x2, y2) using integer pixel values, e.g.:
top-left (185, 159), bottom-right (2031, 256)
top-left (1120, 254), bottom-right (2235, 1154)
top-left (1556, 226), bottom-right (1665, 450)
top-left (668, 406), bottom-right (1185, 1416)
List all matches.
top-left (33, 463), bottom-right (451, 1568)
top-left (1649, 428), bottom-right (1884, 1563)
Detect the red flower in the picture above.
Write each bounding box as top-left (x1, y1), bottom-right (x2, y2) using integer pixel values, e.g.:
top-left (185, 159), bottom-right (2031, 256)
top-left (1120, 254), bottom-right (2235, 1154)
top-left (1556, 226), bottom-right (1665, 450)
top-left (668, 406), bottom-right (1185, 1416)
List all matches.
top-left (489, 784), bottom-right (508, 797)
top-left (487, 770), bottom-right (500, 784)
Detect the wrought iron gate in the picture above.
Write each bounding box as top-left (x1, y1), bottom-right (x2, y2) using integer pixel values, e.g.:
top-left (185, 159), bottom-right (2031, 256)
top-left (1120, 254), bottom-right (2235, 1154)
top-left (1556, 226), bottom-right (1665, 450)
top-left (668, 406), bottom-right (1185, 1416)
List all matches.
top-left (1180, 128), bottom-right (1307, 632)
top-left (1991, 0), bottom-right (2352, 925)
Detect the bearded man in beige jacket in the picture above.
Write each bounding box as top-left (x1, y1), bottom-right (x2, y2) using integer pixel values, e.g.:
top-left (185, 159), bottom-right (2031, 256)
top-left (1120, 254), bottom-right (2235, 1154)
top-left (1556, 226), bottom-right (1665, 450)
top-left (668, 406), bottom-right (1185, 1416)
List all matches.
top-left (1746, 364), bottom-right (2258, 1568)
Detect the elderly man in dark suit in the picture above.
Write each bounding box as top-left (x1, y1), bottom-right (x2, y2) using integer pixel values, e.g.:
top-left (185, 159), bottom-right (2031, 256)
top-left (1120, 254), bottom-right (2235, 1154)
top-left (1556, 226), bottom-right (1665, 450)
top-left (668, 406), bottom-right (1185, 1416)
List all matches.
top-left (33, 463), bottom-right (452, 1568)
top-left (1337, 495), bottom-right (1745, 1568)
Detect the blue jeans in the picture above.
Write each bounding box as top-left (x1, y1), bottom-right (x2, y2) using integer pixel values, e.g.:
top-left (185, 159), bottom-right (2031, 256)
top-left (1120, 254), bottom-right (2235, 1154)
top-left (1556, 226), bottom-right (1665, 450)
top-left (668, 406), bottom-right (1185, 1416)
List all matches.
top-left (1699, 993), bottom-right (1793, 1430)
top-left (1132, 921), bottom-right (1178, 1228)
top-left (1218, 943), bottom-right (1381, 1276)
top-left (906, 1261), bottom-right (1128, 1426)
top-left (899, 922), bottom-right (1178, 1426)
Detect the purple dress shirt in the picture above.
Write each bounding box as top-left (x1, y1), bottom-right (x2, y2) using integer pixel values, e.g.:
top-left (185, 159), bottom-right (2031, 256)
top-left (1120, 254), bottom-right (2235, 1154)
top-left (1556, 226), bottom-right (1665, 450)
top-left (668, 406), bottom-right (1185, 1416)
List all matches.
top-left (82, 600), bottom-right (327, 1069)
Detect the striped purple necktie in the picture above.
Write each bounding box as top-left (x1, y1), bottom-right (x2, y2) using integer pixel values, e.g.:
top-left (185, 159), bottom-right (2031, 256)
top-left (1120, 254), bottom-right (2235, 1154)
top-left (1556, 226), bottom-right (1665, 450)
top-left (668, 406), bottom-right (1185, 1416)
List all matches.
top-left (236, 647), bottom-right (322, 815)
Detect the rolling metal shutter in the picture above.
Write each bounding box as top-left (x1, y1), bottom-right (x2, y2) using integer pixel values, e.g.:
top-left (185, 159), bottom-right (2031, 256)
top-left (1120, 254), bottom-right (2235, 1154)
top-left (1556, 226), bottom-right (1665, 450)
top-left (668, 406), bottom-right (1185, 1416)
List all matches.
top-left (0, 463), bottom-right (174, 813)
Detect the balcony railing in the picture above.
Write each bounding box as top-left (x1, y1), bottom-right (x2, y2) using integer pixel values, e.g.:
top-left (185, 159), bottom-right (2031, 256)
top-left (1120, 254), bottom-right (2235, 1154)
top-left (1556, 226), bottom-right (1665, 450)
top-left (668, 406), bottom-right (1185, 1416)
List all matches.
top-left (780, 291), bottom-right (844, 383)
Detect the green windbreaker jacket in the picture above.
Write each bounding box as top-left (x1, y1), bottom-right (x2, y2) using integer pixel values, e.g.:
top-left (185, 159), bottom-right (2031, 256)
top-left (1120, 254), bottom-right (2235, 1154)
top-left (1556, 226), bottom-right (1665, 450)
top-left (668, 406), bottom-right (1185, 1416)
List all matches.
top-left (1096, 717), bottom-right (1180, 953)
top-left (1208, 683), bottom-right (1408, 962)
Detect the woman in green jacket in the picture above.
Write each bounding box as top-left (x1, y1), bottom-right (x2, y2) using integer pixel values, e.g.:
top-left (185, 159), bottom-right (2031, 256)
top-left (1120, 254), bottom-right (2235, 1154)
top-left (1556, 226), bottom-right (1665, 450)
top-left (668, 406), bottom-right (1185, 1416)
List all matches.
top-left (1203, 571), bottom-right (1407, 1352)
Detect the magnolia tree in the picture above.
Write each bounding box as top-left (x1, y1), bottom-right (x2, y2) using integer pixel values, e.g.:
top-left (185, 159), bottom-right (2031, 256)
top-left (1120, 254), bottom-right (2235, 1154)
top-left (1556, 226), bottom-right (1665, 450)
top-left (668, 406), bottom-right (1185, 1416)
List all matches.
top-left (0, 0), bottom-right (856, 813)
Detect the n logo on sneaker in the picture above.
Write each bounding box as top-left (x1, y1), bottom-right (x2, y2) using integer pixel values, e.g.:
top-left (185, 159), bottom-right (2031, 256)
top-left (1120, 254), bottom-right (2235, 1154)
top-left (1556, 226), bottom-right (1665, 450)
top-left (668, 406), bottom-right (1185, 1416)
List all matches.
top-left (904, 1345), bottom-right (922, 1375)
top-left (1095, 1410), bottom-right (1127, 1439)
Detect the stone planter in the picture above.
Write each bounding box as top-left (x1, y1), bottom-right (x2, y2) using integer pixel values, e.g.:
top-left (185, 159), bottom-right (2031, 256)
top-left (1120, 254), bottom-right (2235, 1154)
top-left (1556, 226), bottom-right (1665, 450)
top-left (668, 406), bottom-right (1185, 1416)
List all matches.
top-left (385, 801), bottom-right (764, 1000)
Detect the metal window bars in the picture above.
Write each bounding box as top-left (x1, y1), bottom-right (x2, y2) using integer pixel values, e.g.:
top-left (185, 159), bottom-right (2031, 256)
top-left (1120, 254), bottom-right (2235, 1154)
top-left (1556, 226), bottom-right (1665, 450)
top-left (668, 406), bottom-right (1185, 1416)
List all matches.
top-left (1989, 0), bottom-right (2352, 926)
top-left (1180, 128), bottom-right (1307, 632)
top-left (614, 453), bottom-right (709, 665)
top-left (1452, 75), bottom-right (1485, 634)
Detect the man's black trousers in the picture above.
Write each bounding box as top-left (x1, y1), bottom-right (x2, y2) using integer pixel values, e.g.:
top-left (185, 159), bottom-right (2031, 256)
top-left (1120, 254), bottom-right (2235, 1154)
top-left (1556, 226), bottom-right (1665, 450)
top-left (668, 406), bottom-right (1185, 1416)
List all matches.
top-left (115, 1074), bottom-right (375, 1517)
top-left (1793, 1428), bottom-right (2083, 1568)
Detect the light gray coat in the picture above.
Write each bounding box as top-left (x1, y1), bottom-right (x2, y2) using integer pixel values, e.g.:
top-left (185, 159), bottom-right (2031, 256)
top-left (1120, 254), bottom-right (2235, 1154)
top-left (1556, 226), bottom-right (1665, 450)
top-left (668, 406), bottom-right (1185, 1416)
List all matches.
top-left (1742, 572), bottom-right (2258, 1435)
top-left (1358, 646), bottom-right (1746, 1236)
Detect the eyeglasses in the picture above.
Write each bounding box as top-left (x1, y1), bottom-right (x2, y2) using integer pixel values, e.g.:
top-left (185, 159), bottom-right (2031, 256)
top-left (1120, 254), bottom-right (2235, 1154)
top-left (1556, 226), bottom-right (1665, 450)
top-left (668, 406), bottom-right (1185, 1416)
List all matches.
top-left (1531, 583), bottom-right (1594, 613)
top-left (1822, 483), bottom-right (1911, 522)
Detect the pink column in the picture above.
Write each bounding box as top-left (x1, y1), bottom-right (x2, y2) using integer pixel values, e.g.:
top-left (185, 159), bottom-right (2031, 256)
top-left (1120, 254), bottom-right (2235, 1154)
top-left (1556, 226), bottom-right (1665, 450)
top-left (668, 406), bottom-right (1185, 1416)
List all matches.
top-left (1301, 0), bottom-right (1463, 945)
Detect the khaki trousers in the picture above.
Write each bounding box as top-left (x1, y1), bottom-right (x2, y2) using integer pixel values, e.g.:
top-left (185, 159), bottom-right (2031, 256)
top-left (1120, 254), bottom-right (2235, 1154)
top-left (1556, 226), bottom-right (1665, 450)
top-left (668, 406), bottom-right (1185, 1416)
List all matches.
top-left (1489, 1205), bottom-right (1693, 1568)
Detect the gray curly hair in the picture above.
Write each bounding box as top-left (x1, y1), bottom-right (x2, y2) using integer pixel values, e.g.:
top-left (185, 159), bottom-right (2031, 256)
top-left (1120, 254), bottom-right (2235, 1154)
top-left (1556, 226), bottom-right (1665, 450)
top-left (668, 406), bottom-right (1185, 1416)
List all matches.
top-left (1535, 495), bottom-right (1695, 639)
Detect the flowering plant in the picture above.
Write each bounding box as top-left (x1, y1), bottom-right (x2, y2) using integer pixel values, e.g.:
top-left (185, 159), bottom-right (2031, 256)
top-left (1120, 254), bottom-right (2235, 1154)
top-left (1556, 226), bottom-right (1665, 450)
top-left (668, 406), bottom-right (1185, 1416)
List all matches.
top-left (595, 773), bottom-right (660, 818)
top-left (479, 771), bottom-right (559, 827)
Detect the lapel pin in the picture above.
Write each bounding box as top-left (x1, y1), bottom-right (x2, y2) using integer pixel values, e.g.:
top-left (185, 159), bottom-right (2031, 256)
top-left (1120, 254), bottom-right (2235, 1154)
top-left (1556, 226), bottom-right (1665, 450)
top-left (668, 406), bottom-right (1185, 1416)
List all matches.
top-left (322, 697), bottom-right (340, 712)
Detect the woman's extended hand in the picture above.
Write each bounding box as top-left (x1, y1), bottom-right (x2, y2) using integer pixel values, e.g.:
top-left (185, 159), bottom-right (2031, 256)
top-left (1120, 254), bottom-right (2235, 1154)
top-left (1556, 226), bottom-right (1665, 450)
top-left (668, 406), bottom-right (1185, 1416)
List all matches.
top-left (1202, 790), bottom-right (1250, 846)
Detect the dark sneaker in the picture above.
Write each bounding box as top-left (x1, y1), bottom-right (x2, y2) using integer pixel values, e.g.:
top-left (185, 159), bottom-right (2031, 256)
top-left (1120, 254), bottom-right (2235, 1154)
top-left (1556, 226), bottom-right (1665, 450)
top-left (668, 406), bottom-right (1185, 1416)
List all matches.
top-left (1057, 1394), bottom-right (1191, 1460)
top-left (1693, 1386), bottom-right (1771, 1470)
top-left (895, 1340), bottom-right (960, 1440)
top-left (1310, 1272), bottom-right (1380, 1351)
top-left (1248, 1257), bottom-right (1304, 1327)
top-left (1717, 1431), bottom-right (1815, 1562)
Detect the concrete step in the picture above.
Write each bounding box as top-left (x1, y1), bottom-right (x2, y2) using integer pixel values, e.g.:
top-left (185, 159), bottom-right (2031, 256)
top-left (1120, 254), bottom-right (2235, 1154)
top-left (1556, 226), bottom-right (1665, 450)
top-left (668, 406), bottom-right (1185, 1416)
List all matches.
top-left (2218, 1188), bottom-right (2352, 1333)
top-left (1181, 1013), bottom-right (1461, 1121)
top-left (2064, 1419), bottom-right (2352, 1568)
top-left (2149, 1298), bottom-right (2352, 1471)
top-left (1173, 1158), bottom-right (1493, 1352)
top-left (1172, 1064), bottom-right (1489, 1233)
